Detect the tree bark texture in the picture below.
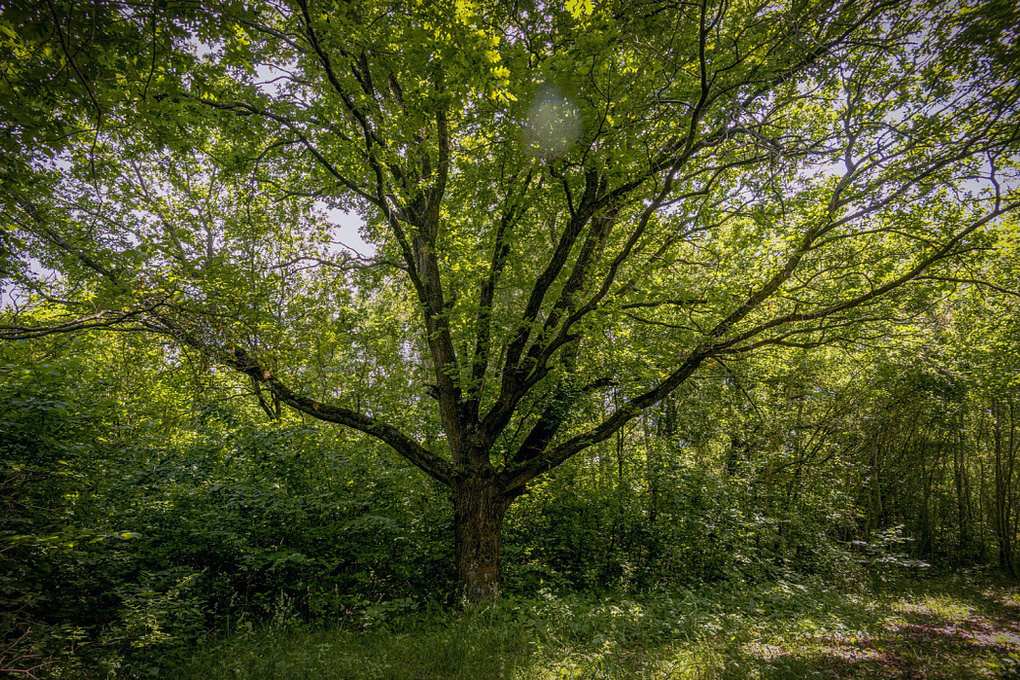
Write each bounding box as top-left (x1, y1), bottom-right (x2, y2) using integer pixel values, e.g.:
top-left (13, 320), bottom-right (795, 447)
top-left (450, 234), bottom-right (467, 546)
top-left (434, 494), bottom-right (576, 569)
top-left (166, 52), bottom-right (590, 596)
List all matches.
top-left (453, 474), bottom-right (509, 604)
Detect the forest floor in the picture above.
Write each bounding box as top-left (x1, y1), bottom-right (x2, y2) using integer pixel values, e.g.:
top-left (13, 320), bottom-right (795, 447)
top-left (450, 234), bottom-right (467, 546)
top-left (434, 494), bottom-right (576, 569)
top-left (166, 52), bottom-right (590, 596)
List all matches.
top-left (177, 572), bottom-right (1020, 679)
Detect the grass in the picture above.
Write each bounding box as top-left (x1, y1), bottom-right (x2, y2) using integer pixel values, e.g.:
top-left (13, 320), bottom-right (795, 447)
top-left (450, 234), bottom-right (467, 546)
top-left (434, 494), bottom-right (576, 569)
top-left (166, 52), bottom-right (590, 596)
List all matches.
top-left (159, 573), bottom-right (1019, 679)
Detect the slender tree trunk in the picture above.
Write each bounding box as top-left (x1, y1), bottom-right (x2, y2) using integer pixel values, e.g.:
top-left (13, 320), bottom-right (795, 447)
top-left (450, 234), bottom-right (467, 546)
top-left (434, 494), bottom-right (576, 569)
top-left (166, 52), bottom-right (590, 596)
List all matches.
top-left (867, 434), bottom-right (883, 538)
top-left (993, 399), bottom-right (1017, 577)
top-left (644, 417), bottom-right (658, 524)
top-left (954, 412), bottom-right (970, 560)
top-left (978, 406), bottom-right (989, 563)
top-left (453, 472), bottom-right (508, 604)
top-left (921, 440), bottom-right (934, 558)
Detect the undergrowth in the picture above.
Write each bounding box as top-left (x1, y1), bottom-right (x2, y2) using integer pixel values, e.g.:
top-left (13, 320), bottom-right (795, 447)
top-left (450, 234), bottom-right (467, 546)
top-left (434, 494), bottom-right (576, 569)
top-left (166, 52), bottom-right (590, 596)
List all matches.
top-left (116, 572), bottom-right (1020, 680)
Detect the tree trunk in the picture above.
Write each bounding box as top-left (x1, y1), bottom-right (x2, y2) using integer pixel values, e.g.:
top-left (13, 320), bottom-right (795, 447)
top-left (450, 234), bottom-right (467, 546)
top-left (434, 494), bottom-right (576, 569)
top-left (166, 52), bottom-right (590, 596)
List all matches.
top-left (993, 398), bottom-right (1018, 578)
top-left (453, 473), bottom-right (508, 604)
top-left (954, 413), bottom-right (971, 560)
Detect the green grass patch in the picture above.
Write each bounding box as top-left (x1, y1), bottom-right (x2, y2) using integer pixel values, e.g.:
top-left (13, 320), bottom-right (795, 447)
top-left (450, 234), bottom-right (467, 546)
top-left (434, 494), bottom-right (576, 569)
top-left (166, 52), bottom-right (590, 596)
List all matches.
top-left (134, 575), bottom-right (1020, 679)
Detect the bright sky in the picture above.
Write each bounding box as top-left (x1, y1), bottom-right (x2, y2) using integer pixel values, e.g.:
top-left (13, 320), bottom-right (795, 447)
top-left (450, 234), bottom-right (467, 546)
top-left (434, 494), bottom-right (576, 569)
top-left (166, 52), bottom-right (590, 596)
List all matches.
top-left (323, 206), bottom-right (375, 257)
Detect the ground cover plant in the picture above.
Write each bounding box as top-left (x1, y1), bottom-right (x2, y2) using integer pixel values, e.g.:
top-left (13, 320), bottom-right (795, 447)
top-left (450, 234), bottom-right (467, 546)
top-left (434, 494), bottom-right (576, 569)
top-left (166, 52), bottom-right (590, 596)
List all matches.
top-left (171, 574), bottom-right (1020, 679)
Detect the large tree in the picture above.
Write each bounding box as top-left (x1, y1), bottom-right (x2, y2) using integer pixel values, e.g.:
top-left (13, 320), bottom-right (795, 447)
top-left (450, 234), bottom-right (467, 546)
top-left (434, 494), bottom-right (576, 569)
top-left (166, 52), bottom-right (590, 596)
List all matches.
top-left (2, 0), bottom-right (1018, 601)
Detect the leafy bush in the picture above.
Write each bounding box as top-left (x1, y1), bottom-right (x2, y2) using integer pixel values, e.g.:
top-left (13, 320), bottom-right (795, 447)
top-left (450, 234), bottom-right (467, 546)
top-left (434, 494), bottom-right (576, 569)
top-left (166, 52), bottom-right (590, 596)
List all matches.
top-left (0, 346), bottom-right (456, 673)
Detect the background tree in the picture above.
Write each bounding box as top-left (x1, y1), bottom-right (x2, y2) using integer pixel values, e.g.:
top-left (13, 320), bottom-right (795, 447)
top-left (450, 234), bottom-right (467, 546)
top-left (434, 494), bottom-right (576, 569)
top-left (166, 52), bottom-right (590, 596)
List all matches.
top-left (2, 0), bottom-right (1019, 601)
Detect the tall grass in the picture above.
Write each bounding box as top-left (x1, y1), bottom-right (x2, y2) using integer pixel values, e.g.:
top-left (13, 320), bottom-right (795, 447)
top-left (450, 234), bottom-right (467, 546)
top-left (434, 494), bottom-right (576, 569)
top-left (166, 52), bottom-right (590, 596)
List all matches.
top-left (165, 574), bottom-right (1019, 680)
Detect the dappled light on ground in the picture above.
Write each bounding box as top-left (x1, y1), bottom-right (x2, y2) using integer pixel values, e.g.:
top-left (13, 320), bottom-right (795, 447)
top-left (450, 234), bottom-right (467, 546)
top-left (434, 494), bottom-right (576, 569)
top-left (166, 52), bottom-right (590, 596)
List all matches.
top-left (174, 575), bottom-right (1020, 679)
top-left (732, 584), bottom-right (1020, 679)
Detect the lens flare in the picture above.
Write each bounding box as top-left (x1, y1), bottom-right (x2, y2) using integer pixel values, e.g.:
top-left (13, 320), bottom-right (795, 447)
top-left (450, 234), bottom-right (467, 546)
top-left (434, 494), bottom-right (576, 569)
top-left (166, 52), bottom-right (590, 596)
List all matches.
top-left (525, 85), bottom-right (581, 159)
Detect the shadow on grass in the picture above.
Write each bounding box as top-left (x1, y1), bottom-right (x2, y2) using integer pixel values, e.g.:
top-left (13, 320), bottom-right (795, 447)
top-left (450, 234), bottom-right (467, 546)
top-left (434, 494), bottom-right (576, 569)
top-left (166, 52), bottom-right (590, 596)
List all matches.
top-left (173, 575), bottom-right (1020, 680)
top-left (726, 576), bottom-right (1020, 679)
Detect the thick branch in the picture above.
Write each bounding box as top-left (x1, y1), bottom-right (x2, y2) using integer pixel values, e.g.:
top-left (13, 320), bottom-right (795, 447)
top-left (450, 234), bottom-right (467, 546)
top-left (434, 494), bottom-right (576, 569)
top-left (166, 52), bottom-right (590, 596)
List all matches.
top-left (510, 376), bottom-right (614, 467)
top-left (162, 326), bottom-right (454, 486)
top-left (0, 309), bottom-right (151, 340)
top-left (466, 171), bottom-right (534, 423)
top-left (713, 202), bottom-right (1020, 353)
top-left (498, 186), bottom-right (1018, 498)
top-left (500, 350), bottom-right (710, 494)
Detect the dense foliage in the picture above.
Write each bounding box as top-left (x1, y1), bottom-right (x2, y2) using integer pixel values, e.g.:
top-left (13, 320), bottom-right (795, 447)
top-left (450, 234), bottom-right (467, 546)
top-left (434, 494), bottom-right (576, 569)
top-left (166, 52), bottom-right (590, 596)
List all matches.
top-left (1, 0), bottom-right (1019, 675)
top-left (2, 280), bottom-right (1019, 674)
